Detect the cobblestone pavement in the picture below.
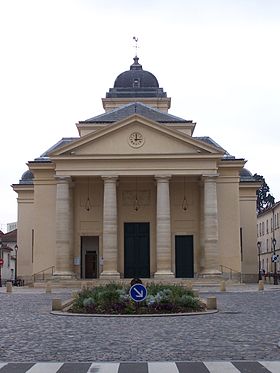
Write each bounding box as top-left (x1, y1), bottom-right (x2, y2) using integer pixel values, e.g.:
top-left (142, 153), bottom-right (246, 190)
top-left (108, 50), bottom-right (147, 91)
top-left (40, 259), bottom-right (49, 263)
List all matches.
top-left (0, 285), bottom-right (280, 362)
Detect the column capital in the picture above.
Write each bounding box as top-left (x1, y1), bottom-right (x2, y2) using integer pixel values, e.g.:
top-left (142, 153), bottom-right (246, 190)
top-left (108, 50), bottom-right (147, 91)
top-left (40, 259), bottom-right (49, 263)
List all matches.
top-left (55, 176), bottom-right (72, 184)
top-left (202, 174), bottom-right (219, 182)
top-left (154, 175), bottom-right (172, 182)
top-left (101, 175), bottom-right (119, 183)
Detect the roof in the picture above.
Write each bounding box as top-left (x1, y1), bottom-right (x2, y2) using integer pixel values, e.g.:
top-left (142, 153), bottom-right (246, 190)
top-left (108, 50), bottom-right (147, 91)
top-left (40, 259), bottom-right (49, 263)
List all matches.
top-left (80, 102), bottom-right (191, 124)
top-left (195, 136), bottom-right (235, 159)
top-left (1, 229), bottom-right (17, 242)
top-left (106, 56), bottom-right (167, 99)
top-left (40, 138), bottom-right (78, 157)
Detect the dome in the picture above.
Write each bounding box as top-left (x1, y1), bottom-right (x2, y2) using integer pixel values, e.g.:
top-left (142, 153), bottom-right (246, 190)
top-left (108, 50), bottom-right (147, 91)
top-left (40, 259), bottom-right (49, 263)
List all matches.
top-left (239, 168), bottom-right (255, 182)
top-left (19, 170), bottom-right (34, 184)
top-left (106, 57), bottom-right (167, 99)
top-left (114, 57), bottom-right (159, 89)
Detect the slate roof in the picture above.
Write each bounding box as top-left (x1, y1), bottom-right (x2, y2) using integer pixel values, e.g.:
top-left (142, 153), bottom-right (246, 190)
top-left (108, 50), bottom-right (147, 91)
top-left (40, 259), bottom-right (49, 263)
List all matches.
top-left (80, 102), bottom-right (191, 124)
top-left (195, 136), bottom-right (235, 159)
top-left (39, 138), bottom-right (78, 158)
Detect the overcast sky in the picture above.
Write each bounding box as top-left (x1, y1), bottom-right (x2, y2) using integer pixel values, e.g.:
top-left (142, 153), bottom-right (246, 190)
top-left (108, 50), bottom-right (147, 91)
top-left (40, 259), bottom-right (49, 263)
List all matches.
top-left (0, 0), bottom-right (279, 232)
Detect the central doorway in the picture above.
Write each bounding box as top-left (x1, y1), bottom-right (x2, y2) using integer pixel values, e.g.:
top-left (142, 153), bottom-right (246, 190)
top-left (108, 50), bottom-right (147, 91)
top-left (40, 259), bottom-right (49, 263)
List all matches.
top-left (124, 222), bottom-right (150, 278)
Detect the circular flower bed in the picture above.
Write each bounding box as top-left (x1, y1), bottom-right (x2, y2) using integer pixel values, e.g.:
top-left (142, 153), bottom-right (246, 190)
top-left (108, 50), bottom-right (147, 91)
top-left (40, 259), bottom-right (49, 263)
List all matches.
top-left (70, 283), bottom-right (206, 315)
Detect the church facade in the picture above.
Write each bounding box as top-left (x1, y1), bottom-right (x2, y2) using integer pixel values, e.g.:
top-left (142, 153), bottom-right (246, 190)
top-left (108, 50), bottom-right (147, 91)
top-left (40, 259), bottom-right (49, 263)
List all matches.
top-left (13, 57), bottom-right (260, 283)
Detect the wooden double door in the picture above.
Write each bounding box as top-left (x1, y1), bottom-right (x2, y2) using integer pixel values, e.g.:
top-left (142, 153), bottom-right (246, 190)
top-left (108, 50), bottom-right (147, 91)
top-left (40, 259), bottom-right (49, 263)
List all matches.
top-left (124, 222), bottom-right (150, 278)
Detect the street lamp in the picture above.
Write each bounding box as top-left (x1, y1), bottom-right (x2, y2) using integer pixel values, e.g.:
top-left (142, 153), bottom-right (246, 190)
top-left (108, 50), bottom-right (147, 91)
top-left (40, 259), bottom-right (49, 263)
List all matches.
top-left (257, 241), bottom-right (262, 281)
top-left (272, 238), bottom-right (278, 285)
top-left (14, 244), bottom-right (18, 285)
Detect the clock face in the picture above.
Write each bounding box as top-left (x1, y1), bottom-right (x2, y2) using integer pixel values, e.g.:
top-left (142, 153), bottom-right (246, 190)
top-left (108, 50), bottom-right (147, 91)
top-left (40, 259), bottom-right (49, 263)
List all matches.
top-left (128, 132), bottom-right (144, 148)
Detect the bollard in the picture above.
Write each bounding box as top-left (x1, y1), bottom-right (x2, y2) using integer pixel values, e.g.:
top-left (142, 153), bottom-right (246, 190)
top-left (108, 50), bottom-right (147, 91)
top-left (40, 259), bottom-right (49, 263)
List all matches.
top-left (207, 296), bottom-right (217, 310)
top-left (6, 282), bottom-right (12, 293)
top-left (52, 298), bottom-right (62, 311)
top-left (220, 280), bottom-right (226, 292)
top-left (258, 280), bottom-right (264, 291)
top-left (46, 281), bottom-right (52, 294)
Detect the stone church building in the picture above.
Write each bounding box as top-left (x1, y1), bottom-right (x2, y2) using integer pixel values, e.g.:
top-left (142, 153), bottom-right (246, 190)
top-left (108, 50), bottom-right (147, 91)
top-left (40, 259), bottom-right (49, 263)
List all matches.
top-left (13, 56), bottom-right (260, 283)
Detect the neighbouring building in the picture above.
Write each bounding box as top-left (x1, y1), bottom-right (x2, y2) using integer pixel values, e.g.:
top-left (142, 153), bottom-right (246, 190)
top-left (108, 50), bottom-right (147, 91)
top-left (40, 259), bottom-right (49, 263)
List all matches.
top-left (0, 229), bottom-right (17, 282)
top-left (13, 56), bottom-right (260, 283)
top-left (257, 201), bottom-right (280, 275)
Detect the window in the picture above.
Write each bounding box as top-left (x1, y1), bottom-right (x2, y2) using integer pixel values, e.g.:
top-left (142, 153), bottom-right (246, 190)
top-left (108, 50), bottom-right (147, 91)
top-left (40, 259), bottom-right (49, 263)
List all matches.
top-left (8, 253), bottom-right (10, 268)
top-left (277, 213), bottom-right (279, 228)
top-left (271, 218), bottom-right (273, 232)
top-left (133, 78), bottom-right (140, 88)
top-left (257, 224), bottom-right (258, 237)
top-left (267, 239), bottom-right (269, 252)
top-left (266, 220), bottom-right (268, 234)
top-left (262, 222), bottom-right (264, 235)
top-left (259, 223), bottom-right (262, 236)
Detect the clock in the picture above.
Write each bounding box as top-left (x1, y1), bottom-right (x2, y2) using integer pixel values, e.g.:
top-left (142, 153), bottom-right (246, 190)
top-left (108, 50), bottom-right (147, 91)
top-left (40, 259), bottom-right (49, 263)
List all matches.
top-left (128, 131), bottom-right (144, 148)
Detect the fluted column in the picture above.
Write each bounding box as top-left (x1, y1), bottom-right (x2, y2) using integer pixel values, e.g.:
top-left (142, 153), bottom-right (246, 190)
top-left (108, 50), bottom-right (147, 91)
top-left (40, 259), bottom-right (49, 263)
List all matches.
top-left (154, 175), bottom-right (174, 278)
top-left (100, 176), bottom-right (120, 279)
top-left (54, 176), bottom-right (74, 277)
top-left (201, 175), bottom-right (221, 275)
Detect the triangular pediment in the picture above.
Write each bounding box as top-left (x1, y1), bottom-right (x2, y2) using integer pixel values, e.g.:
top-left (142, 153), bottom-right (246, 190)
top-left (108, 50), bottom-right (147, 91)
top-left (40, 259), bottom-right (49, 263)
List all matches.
top-left (50, 115), bottom-right (224, 158)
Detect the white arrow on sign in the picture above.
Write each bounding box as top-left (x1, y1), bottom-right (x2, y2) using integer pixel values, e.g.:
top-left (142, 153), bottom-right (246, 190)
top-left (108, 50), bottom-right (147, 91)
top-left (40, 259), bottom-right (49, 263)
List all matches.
top-left (134, 287), bottom-right (144, 298)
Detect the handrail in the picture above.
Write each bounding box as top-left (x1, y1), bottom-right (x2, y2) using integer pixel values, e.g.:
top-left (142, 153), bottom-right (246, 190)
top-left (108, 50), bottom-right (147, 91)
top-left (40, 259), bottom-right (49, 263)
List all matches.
top-left (33, 265), bottom-right (55, 282)
top-left (219, 265), bottom-right (240, 274)
top-left (220, 265), bottom-right (242, 282)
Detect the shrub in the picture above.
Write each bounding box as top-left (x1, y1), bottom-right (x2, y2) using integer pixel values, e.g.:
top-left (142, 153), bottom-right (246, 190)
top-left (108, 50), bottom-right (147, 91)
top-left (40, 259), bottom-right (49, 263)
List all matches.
top-left (70, 282), bottom-right (205, 315)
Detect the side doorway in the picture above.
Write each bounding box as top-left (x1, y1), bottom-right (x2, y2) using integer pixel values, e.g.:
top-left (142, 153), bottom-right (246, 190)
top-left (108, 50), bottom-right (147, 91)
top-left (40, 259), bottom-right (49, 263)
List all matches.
top-left (81, 236), bottom-right (99, 279)
top-left (175, 235), bottom-right (194, 278)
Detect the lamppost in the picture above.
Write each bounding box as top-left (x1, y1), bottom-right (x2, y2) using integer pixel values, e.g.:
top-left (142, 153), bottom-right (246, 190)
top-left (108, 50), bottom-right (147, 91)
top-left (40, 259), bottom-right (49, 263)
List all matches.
top-left (272, 238), bottom-right (278, 285)
top-left (14, 244), bottom-right (18, 284)
top-left (257, 241), bottom-right (262, 281)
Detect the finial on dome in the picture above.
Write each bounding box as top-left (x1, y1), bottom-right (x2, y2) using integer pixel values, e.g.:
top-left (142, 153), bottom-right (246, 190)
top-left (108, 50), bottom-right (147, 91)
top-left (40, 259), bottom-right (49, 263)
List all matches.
top-left (133, 36), bottom-right (139, 56)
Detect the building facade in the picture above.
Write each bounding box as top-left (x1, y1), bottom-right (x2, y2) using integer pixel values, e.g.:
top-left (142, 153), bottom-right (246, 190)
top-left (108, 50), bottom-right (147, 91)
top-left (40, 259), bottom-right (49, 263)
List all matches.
top-left (13, 57), bottom-right (260, 283)
top-left (0, 229), bottom-right (17, 282)
top-left (257, 201), bottom-right (280, 275)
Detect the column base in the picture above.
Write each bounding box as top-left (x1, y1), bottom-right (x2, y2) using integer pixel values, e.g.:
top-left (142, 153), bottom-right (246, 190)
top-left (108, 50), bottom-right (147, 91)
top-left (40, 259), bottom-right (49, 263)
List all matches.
top-left (154, 270), bottom-right (175, 279)
top-left (100, 271), bottom-right (120, 280)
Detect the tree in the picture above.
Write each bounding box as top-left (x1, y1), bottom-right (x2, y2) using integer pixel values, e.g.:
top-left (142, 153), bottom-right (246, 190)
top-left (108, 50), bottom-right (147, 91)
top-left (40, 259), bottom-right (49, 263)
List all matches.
top-left (254, 174), bottom-right (275, 214)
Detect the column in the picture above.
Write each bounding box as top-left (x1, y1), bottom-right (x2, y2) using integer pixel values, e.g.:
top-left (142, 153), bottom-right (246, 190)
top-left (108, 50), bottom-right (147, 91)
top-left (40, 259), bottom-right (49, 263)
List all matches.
top-left (54, 176), bottom-right (74, 277)
top-left (100, 176), bottom-right (120, 279)
top-left (154, 175), bottom-right (174, 278)
top-left (201, 175), bottom-right (221, 276)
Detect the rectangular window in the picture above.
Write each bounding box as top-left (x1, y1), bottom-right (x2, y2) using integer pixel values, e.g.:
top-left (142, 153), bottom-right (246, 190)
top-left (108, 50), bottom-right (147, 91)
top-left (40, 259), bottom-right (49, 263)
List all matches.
top-left (262, 222), bottom-right (264, 235)
top-left (257, 224), bottom-right (258, 237)
top-left (271, 218), bottom-right (273, 232)
top-left (267, 239), bottom-right (269, 252)
top-left (8, 253), bottom-right (10, 268)
top-left (266, 220), bottom-right (268, 234)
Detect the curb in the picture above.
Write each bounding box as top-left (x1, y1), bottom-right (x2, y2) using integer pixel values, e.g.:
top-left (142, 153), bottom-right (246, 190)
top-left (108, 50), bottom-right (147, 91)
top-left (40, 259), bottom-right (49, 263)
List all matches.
top-left (50, 309), bottom-right (219, 317)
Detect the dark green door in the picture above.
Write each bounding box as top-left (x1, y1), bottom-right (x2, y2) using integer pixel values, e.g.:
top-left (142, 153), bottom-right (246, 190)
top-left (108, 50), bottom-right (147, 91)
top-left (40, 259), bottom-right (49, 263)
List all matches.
top-left (175, 235), bottom-right (194, 278)
top-left (124, 223), bottom-right (150, 278)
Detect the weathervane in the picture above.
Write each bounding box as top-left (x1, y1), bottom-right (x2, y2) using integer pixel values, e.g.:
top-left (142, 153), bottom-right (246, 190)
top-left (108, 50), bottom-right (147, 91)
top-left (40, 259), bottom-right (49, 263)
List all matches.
top-left (133, 36), bottom-right (139, 56)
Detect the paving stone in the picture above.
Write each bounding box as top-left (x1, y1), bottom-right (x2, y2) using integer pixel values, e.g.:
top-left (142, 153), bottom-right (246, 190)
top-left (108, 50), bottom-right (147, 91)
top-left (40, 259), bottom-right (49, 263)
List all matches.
top-left (0, 286), bottom-right (280, 361)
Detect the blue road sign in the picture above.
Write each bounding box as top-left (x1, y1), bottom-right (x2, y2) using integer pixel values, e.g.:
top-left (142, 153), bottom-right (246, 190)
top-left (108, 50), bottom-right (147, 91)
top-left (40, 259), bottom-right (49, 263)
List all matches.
top-left (129, 283), bottom-right (147, 302)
